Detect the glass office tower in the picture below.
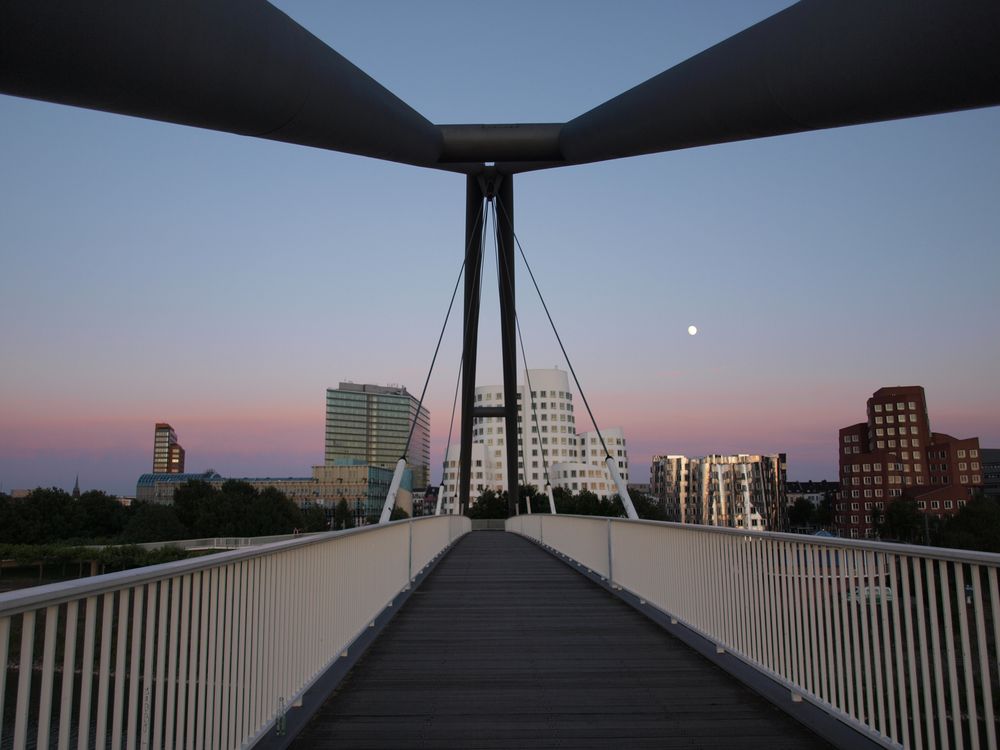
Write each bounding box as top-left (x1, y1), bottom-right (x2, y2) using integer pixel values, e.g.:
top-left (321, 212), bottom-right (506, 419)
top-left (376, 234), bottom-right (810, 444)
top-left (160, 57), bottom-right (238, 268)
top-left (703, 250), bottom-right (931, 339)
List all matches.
top-left (325, 383), bottom-right (430, 488)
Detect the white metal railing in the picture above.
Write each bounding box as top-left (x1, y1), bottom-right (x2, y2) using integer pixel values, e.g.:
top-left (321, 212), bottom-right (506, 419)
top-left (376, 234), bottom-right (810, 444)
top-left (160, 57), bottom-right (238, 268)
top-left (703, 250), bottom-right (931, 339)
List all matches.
top-left (0, 515), bottom-right (469, 749)
top-left (507, 514), bottom-right (1000, 750)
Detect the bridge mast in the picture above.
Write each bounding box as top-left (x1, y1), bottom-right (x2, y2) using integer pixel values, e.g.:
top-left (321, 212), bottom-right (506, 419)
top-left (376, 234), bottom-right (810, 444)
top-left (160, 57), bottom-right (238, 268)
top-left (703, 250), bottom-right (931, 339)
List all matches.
top-left (459, 172), bottom-right (519, 517)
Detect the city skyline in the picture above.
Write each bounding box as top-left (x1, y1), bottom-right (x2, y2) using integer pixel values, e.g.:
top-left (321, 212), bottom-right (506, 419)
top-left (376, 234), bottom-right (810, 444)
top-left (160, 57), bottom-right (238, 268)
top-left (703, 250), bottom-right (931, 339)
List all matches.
top-left (2, 1), bottom-right (999, 496)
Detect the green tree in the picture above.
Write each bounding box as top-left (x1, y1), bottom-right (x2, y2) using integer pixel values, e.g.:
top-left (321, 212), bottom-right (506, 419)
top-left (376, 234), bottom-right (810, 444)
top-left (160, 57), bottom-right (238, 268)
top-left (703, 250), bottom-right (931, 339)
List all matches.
top-left (242, 485), bottom-right (303, 536)
top-left (13, 488), bottom-right (80, 543)
top-left (172, 480), bottom-right (221, 537)
top-left (517, 485), bottom-right (544, 514)
top-left (121, 503), bottom-right (188, 543)
top-left (877, 499), bottom-right (923, 543)
top-left (628, 492), bottom-right (668, 521)
top-left (77, 490), bottom-right (128, 540)
top-left (332, 499), bottom-right (355, 530)
top-left (466, 489), bottom-right (509, 519)
top-left (937, 494), bottom-right (1000, 552)
top-left (301, 505), bottom-right (329, 532)
top-left (788, 498), bottom-right (816, 528)
top-left (816, 495), bottom-right (834, 527)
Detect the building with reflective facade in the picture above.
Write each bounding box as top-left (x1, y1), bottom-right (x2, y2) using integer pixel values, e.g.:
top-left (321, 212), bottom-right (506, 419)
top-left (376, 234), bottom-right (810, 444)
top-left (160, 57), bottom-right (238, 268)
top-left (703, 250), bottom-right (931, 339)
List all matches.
top-left (324, 382), bottom-right (430, 488)
top-left (651, 453), bottom-right (788, 531)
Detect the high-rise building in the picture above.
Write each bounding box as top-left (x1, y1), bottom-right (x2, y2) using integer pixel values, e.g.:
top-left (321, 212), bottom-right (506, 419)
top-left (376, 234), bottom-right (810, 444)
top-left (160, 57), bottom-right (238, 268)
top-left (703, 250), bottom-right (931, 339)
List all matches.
top-left (836, 386), bottom-right (982, 539)
top-left (439, 369), bottom-right (629, 513)
top-left (325, 383), bottom-right (430, 488)
top-left (650, 453), bottom-right (787, 531)
top-left (152, 423), bottom-right (185, 474)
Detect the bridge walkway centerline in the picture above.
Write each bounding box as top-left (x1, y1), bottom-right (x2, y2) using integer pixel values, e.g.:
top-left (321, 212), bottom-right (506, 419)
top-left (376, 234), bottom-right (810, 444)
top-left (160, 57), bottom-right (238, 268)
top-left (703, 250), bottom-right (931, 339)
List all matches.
top-left (290, 529), bottom-right (829, 749)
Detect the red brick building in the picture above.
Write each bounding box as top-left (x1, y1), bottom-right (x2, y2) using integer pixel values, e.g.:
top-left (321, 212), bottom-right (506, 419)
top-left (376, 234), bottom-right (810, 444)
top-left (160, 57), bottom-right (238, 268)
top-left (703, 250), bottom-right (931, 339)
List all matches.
top-left (836, 386), bottom-right (982, 539)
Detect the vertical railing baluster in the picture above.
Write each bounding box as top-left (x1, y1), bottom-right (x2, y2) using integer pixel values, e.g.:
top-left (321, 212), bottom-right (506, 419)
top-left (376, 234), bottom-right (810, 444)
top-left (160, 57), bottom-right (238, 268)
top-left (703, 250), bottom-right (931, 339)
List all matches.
top-left (856, 551), bottom-right (875, 733)
top-left (198, 569), bottom-right (216, 750)
top-left (152, 580), bottom-right (169, 750)
top-left (176, 575), bottom-right (192, 750)
top-left (971, 567), bottom-right (996, 750)
top-left (877, 553), bottom-right (895, 742)
top-left (111, 588), bottom-right (135, 748)
top-left (96, 591), bottom-right (116, 746)
top-left (126, 587), bottom-right (144, 750)
top-left (37, 605), bottom-right (60, 750)
top-left (892, 554), bottom-right (912, 747)
top-left (165, 578), bottom-right (181, 750)
top-left (59, 600), bottom-right (80, 750)
top-left (954, 565), bottom-right (979, 750)
top-left (0, 616), bottom-right (8, 744)
top-left (141, 583), bottom-right (158, 750)
top-left (926, 557), bottom-right (949, 750)
top-left (13, 610), bottom-right (36, 750)
top-left (940, 560), bottom-right (963, 750)
top-left (219, 565), bottom-right (234, 750)
top-left (913, 559), bottom-right (936, 749)
top-left (75, 596), bottom-right (98, 750)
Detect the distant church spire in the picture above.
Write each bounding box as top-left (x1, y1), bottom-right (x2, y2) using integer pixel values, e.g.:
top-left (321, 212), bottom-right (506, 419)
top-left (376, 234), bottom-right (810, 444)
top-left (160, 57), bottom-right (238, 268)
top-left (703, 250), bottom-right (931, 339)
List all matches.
top-left (72, 475), bottom-right (80, 498)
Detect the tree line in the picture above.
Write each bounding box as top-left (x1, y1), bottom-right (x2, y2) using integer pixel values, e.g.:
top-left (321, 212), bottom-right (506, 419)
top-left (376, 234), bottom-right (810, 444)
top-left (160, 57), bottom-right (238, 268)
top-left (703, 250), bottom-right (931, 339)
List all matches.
top-left (0, 480), bottom-right (343, 546)
top-left (465, 485), bottom-right (669, 521)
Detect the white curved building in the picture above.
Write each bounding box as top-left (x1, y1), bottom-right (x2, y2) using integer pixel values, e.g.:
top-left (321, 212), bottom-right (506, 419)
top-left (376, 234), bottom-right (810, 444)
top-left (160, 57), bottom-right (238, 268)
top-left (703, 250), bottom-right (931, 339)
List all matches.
top-left (439, 368), bottom-right (629, 513)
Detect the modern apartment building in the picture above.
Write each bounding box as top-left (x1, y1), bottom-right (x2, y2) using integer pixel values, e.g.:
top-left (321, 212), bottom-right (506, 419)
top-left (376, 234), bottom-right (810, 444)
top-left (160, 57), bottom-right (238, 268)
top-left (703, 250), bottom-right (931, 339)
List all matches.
top-left (152, 423), bottom-right (185, 474)
top-left (325, 382), bottom-right (430, 488)
top-left (650, 453), bottom-right (787, 531)
top-left (438, 368), bottom-right (629, 513)
top-left (836, 386), bottom-right (983, 539)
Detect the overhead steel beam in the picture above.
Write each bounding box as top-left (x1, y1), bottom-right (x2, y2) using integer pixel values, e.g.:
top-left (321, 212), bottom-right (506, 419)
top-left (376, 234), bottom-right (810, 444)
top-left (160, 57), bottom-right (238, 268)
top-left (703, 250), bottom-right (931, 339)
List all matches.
top-left (439, 124), bottom-right (562, 164)
top-left (0, 0), bottom-right (442, 168)
top-left (560, 0), bottom-right (1000, 165)
top-left (3, 1), bottom-right (998, 171)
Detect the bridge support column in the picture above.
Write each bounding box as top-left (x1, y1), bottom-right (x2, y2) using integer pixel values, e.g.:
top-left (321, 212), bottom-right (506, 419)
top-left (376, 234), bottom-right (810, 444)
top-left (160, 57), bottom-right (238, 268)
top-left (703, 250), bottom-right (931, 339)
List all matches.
top-left (459, 175), bottom-right (484, 516)
top-left (495, 175), bottom-right (519, 517)
top-left (458, 171), bottom-right (519, 517)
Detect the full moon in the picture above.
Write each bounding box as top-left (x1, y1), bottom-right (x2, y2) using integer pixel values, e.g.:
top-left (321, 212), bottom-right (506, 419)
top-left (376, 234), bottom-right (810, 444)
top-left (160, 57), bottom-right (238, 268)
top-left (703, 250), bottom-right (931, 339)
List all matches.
top-left (688, 325), bottom-right (698, 336)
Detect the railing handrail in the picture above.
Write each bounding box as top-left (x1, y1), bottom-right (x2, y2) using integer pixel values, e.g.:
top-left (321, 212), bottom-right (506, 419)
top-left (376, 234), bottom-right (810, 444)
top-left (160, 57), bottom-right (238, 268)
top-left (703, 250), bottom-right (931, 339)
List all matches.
top-left (544, 513), bottom-right (1000, 566)
top-left (510, 514), bottom-right (1000, 750)
top-left (0, 517), bottom-right (434, 618)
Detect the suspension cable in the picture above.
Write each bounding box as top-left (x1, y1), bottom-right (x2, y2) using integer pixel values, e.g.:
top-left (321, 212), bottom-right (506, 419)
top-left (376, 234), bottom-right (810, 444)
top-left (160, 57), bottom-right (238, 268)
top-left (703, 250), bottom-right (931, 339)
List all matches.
top-left (401, 200), bottom-right (484, 464)
top-left (438, 351), bottom-right (462, 512)
top-left (494, 195), bottom-right (615, 462)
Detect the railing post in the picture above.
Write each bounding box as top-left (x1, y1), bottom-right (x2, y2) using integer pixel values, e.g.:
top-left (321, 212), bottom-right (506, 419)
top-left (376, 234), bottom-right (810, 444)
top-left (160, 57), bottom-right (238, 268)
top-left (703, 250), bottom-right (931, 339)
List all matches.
top-left (607, 518), bottom-right (613, 585)
top-left (408, 519), bottom-right (413, 583)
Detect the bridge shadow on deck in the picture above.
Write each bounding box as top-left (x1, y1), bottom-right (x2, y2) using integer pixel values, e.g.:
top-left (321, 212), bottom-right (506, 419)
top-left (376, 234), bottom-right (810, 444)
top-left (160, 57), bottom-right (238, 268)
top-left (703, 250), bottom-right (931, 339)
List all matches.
top-left (292, 530), bottom-right (829, 749)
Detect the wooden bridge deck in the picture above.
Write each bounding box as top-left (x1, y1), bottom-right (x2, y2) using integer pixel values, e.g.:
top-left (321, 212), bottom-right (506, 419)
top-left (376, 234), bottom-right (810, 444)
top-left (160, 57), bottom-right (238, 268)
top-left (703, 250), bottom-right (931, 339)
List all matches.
top-left (291, 530), bottom-right (828, 749)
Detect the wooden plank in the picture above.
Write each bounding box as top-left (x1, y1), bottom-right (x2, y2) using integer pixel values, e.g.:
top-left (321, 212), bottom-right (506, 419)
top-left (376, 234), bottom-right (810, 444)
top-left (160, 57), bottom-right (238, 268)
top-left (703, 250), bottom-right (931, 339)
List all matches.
top-left (292, 531), bottom-right (828, 749)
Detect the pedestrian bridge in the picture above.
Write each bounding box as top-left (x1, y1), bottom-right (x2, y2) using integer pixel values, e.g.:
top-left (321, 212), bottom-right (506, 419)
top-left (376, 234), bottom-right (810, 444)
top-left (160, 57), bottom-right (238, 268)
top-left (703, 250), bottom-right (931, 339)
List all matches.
top-left (1, 515), bottom-right (998, 749)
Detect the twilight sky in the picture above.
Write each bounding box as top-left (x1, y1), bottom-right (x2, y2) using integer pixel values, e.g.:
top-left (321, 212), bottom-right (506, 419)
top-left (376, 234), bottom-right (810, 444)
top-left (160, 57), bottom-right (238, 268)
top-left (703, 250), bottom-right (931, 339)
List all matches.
top-left (1, 1), bottom-right (999, 496)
